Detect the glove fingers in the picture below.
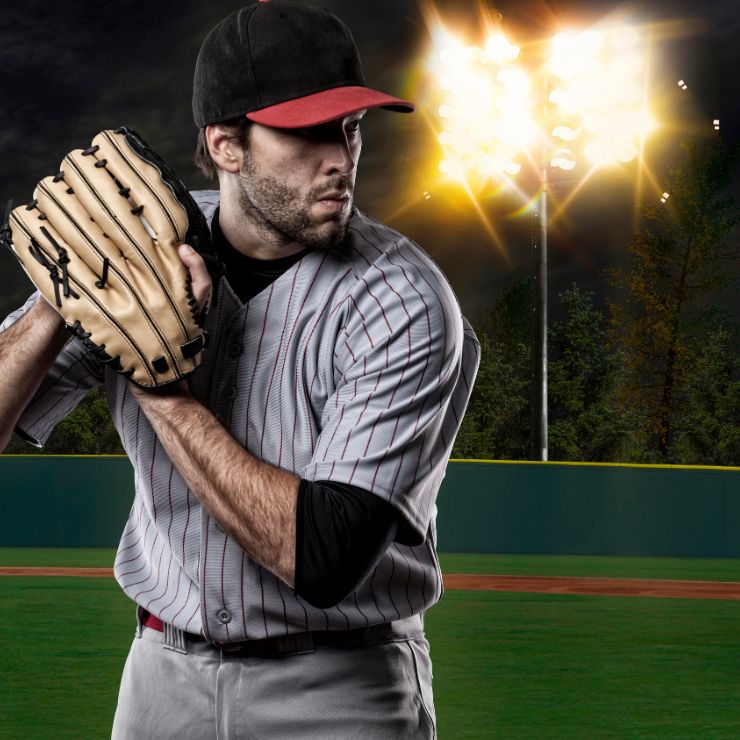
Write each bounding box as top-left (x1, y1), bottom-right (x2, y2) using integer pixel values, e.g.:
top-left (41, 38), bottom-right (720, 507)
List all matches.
top-left (61, 141), bottom-right (196, 353)
top-left (92, 130), bottom-right (188, 250)
top-left (6, 127), bottom-right (208, 389)
top-left (34, 175), bottom-right (126, 275)
top-left (88, 130), bottom-right (194, 322)
top-left (34, 173), bottom-right (192, 331)
top-left (9, 206), bottom-right (76, 310)
top-left (8, 206), bottom-right (159, 385)
top-left (10, 202), bottom-right (101, 308)
top-left (9, 203), bottom-right (199, 386)
top-left (62, 148), bottom-right (161, 264)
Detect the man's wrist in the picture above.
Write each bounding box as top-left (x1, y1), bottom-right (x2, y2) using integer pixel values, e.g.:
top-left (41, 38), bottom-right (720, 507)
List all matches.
top-left (130, 379), bottom-right (193, 400)
top-left (31, 297), bottom-right (67, 339)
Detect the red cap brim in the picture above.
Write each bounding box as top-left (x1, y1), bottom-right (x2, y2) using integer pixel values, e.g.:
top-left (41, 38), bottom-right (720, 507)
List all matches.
top-left (246, 85), bottom-right (414, 129)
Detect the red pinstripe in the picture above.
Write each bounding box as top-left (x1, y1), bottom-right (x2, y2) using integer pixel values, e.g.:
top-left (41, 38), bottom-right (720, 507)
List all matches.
top-left (117, 518), bottom-right (152, 577)
top-left (384, 547), bottom-right (401, 620)
top-left (334, 599), bottom-right (350, 629)
top-left (291, 286), bottom-right (350, 462)
top-left (274, 253), bottom-right (333, 466)
top-left (202, 515), bottom-right (211, 638)
top-left (258, 566), bottom-right (269, 639)
top-left (259, 265), bottom-right (300, 459)
top-left (220, 535), bottom-right (231, 642)
top-left (352, 591), bottom-right (369, 627)
top-left (398, 547), bottom-right (415, 614)
top-left (239, 553), bottom-right (249, 641)
top-left (244, 282), bottom-right (275, 449)
top-left (171, 578), bottom-right (194, 628)
top-left (145, 464), bottom-right (177, 612)
top-left (368, 566), bottom-right (387, 621)
top-left (184, 596), bottom-right (200, 634)
top-left (130, 438), bottom-right (163, 596)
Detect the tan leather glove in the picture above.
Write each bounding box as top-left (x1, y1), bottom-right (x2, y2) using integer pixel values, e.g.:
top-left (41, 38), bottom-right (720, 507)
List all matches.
top-left (2, 127), bottom-right (221, 388)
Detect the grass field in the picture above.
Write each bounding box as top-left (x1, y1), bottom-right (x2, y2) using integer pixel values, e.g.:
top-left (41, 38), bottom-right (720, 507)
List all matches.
top-left (1, 549), bottom-right (739, 739)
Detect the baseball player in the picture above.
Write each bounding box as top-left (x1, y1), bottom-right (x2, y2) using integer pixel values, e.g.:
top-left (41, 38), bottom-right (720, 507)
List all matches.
top-left (0, 2), bottom-right (480, 738)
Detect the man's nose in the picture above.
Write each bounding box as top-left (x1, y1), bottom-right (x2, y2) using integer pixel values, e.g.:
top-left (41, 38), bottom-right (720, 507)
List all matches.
top-left (321, 135), bottom-right (356, 176)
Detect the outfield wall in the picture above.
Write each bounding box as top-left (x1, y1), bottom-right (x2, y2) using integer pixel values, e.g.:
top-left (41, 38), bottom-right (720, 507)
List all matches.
top-left (1, 456), bottom-right (738, 556)
top-left (441, 460), bottom-right (740, 558)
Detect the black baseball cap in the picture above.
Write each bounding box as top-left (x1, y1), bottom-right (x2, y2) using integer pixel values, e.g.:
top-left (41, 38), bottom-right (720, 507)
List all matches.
top-left (192, 0), bottom-right (414, 129)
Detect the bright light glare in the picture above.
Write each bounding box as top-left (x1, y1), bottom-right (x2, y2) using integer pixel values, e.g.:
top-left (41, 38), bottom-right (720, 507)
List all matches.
top-left (548, 26), bottom-right (654, 168)
top-left (431, 28), bottom-right (532, 186)
top-left (485, 34), bottom-right (520, 62)
top-left (552, 125), bottom-right (578, 142)
top-left (713, 118), bottom-right (720, 131)
top-left (660, 191), bottom-right (670, 203)
top-left (427, 19), bottom-right (654, 188)
top-left (551, 152), bottom-right (576, 170)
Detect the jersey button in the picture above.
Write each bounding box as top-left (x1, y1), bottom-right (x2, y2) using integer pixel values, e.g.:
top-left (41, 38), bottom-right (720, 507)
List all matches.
top-left (228, 342), bottom-right (243, 359)
top-left (216, 609), bottom-right (232, 624)
top-left (223, 385), bottom-right (238, 400)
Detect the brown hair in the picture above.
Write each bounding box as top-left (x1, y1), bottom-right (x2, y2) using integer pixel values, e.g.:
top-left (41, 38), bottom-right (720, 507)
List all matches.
top-left (193, 118), bottom-right (252, 180)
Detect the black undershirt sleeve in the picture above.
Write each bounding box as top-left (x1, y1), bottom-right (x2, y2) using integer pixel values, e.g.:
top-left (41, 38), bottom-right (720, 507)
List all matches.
top-left (294, 479), bottom-right (399, 609)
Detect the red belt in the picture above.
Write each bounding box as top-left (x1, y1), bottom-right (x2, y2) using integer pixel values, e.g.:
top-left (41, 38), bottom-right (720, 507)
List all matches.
top-left (141, 610), bottom-right (165, 632)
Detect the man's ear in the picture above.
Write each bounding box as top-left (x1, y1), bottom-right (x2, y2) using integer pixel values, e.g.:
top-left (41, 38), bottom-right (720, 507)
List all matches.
top-left (205, 125), bottom-right (243, 174)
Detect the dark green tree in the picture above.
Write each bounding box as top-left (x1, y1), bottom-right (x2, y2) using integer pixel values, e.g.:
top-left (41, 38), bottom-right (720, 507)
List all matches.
top-left (452, 280), bottom-right (531, 459)
top-left (669, 325), bottom-right (740, 466)
top-left (548, 285), bottom-right (638, 461)
top-left (609, 138), bottom-right (740, 460)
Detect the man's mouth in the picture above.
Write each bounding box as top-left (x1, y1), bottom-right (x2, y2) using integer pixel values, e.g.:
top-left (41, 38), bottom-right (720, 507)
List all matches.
top-left (316, 191), bottom-right (350, 214)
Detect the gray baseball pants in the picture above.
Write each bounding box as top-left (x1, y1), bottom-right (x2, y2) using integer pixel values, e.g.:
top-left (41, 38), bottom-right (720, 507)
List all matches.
top-left (111, 609), bottom-right (436, 739)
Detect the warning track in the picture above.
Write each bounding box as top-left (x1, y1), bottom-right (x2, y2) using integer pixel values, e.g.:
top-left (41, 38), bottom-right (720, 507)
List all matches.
top-left (1, 568), bottom-right (739, 600)
top-left (442, 574), bottom-right (740, 600)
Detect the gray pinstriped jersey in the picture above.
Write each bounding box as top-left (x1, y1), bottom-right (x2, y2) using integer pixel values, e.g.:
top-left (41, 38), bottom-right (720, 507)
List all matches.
top-left (1, 190), bottom-right (480, 642)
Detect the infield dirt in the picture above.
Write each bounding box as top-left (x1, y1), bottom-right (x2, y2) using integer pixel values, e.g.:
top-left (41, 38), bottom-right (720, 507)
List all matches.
top-left (1, 567), bottom-right (738, 600)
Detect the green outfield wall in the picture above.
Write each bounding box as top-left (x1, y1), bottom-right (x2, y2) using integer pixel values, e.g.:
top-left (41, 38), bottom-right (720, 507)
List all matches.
top-left (0, 456), bottom-right (738, 556)
top-left (440, 460), bottom-right (740, 557)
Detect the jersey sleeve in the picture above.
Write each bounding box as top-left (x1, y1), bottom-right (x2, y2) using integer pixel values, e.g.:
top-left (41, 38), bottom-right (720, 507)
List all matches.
top-left (0, 291), bottom-right (105, 448)
top-left (300, 243), bottom-right (480, 546)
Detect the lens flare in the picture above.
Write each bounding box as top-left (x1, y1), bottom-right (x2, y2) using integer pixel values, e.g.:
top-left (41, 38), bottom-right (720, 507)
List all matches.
top-left (546, 26), bottom-right (654, 169)
top-left (428, 23), bottom-right (533, 190)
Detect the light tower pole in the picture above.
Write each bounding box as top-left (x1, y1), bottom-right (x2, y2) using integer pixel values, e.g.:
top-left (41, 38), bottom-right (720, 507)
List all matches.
top-left (531, 166), bottom-right (548, 460)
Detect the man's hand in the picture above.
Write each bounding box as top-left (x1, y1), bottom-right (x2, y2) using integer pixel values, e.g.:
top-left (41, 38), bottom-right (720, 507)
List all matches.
top-left (178, 243), bottom-right (213, 320)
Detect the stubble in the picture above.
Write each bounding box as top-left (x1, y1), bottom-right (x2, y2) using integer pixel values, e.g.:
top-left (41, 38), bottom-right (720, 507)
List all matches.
top-left (237, 154), bottom-right (353, 251)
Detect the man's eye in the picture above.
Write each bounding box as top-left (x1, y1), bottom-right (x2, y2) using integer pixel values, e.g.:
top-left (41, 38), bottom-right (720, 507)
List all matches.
top-left (346, 121), bottom-right (361, 134)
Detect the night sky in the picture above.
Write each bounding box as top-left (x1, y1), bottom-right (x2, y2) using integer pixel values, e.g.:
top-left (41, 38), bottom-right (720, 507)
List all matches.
top-left (1, 0), bottom-right (737, 324)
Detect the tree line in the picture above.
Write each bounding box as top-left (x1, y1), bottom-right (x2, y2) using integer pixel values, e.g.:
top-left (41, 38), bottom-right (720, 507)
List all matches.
top-left (3, 139), bottom-right (738, 464)
top-left (454, 139), bottom-right (739, 465)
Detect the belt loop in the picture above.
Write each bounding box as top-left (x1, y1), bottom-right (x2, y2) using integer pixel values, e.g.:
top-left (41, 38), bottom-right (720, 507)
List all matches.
top-left (135, 605), bottom-right (144, 639)
top-left (163, 622), bottom-right (188, 655)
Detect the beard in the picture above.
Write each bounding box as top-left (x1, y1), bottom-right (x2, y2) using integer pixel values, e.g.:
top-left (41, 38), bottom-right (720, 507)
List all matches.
top-left (236, 153), bottom-right (353, 251)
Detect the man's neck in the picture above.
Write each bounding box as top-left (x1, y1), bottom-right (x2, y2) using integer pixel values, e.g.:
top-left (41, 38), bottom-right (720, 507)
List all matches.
top-left (217, 191), bottom-right (306, 261)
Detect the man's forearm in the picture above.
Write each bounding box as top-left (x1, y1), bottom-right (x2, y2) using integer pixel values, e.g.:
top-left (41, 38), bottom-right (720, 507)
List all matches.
top-left (133, 387), bottom-right (299, 587)
top-left (0, 298), bottom-right (68, 451)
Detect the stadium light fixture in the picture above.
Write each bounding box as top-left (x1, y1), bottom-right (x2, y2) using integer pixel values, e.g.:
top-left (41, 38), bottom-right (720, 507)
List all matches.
top-left (428, 20), bottom-right (655, 461)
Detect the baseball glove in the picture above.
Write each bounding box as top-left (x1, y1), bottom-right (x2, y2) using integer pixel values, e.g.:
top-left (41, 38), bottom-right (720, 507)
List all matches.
top-left (0, 127), bottom-right (222, 389)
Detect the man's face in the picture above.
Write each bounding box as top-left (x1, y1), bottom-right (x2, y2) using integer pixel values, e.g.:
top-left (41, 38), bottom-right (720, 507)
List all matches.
top-left (236, 111), bottom-right (364, 250)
